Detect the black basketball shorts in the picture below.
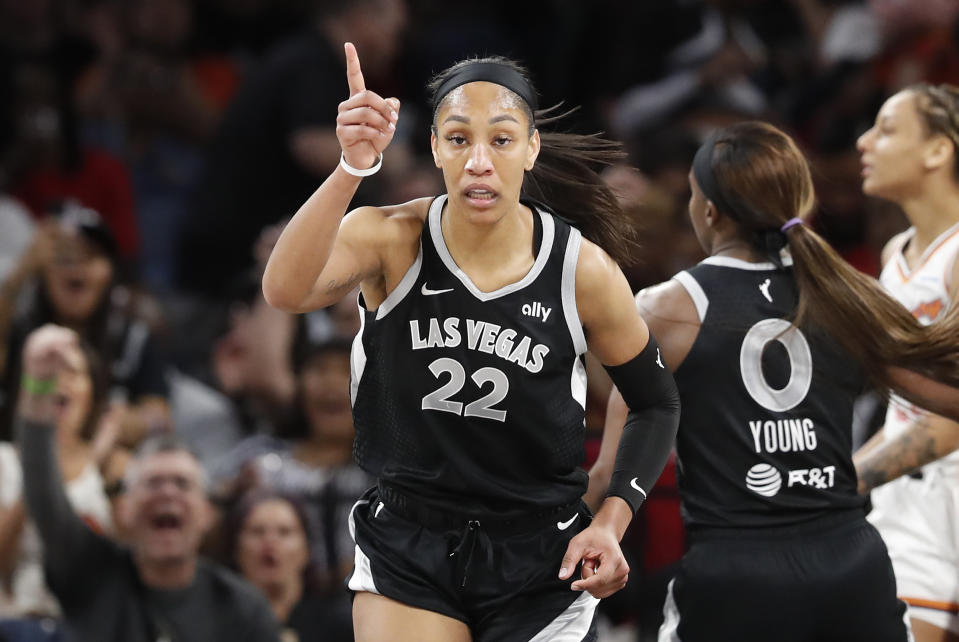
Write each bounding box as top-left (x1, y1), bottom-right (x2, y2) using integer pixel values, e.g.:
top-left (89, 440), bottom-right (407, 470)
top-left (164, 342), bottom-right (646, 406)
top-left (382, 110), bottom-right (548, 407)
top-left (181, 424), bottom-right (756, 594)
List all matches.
top-left (347, 483), bottom-right (600, 642)
top-left (658, 509), bottom-right (912, 642)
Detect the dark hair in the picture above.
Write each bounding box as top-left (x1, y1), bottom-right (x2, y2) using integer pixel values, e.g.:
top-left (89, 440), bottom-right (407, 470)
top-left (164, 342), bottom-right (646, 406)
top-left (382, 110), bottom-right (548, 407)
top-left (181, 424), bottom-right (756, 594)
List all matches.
top-left (907, 83), bottom-right (959, 180)
top-left (703, 121), bottom-right (959, 397)
top-left (52, 201), bottom-right (119, 259)
top-left (77, 339), bottom-right (109, 442)
top-left (278, 337), bottom-right (354, 442)
top-left (0, 328), bottom-right (111, 442)
top-left (32, 203), bottom-right (120, 366)
top-left (225, 489), bottom-right (321, 593)
top-left (291, 336), bottom-right (353, 376)
top-left (427, 56), bottom-right (639, 266)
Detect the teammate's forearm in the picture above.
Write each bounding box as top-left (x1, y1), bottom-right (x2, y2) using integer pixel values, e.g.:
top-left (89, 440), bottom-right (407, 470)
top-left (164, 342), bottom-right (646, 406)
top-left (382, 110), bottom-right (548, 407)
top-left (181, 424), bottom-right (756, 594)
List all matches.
top-left (854, 415), bottom-right (959, 493)
top-left (262, 167), bottom-right (363, 311)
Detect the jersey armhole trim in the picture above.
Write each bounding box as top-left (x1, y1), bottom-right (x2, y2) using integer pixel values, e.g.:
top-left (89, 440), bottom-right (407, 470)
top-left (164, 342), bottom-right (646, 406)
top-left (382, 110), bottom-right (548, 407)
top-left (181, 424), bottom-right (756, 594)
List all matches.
top-left (350, 297), bottom-right (368, 405)
top-left (562, 228), bottom-right (587, 355)
top-left (673, 271), bottom-right (709, 322)
top-left (374, 241), bottom-right (423, 320)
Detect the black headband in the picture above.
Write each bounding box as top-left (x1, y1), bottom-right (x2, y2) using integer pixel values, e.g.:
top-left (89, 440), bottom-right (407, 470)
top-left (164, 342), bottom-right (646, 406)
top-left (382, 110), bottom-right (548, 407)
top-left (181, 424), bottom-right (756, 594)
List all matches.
top-left (692, 134), bottom-right (741, 220)
top-left (431, 62), bottom-right (538, 120)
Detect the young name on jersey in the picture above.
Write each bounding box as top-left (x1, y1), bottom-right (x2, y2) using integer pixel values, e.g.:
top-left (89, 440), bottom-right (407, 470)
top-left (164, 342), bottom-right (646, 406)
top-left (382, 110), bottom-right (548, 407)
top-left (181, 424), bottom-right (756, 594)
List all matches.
top-left (748, 417), bottom-right (817, 454)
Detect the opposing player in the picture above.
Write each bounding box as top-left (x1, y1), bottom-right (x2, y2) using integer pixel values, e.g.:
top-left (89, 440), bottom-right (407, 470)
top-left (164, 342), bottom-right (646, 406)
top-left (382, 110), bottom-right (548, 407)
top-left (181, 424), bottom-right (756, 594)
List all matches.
top-left (598, 121), bottom-right (959, 641)
top-left (855, 83), bottom-right (959, 641)
top-left (262, 44), bottom-right (680, 641)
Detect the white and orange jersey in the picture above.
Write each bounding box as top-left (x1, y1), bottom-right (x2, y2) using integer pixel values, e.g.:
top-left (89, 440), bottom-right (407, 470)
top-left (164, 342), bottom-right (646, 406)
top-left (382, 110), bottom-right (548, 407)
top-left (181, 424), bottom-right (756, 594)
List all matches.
top-left (879, 221), bottom-right (959, 455)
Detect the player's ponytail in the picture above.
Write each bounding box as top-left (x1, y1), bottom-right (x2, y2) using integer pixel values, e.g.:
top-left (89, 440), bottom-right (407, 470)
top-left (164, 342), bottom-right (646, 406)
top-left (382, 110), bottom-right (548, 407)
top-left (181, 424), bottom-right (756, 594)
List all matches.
top-left (700, 121), bottom-right (959, 399)
top-left (428, 57), bottom-right (639, 266)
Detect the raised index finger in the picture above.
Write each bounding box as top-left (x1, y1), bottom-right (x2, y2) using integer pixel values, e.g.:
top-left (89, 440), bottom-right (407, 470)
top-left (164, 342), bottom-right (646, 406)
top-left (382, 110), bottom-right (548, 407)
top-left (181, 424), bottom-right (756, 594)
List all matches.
top-left (344, 42), bottom-right (365, 96)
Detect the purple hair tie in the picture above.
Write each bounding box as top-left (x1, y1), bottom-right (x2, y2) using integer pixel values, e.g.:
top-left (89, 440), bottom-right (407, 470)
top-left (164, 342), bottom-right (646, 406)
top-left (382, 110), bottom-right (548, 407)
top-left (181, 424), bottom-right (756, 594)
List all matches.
top-left (781, 217), bottom-right (804, 233)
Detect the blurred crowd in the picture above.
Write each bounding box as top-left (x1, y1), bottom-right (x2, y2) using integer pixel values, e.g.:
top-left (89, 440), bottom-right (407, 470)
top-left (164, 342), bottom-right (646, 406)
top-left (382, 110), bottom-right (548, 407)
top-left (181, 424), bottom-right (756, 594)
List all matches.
top-left (0, 0), bottom-right (957, 640)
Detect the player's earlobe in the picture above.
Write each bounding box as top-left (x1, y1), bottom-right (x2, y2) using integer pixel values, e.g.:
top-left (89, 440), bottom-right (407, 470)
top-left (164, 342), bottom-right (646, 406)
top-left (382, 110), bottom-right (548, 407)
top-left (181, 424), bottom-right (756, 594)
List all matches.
top-left (526, 130), bottom-right (541, 171)
top-left (430, 132), bottom-right (441, 168)
top-left (704, 201), bottom-right (719, 227)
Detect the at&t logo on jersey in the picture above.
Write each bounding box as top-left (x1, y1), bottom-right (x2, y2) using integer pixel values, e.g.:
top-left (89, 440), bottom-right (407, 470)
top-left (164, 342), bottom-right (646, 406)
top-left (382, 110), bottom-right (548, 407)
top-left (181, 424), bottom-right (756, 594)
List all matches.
top-left (787, 466), bottom-right (835, 489)
top-left (745, 463), bottom-right (782, 497)
top-left (746, 462), bottom-right (836, 498)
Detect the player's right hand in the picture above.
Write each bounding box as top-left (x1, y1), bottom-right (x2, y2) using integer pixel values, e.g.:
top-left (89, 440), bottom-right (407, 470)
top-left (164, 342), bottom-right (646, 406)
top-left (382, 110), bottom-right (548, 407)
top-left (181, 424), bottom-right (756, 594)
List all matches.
top-left (336, 42), bottom-right (400, 172)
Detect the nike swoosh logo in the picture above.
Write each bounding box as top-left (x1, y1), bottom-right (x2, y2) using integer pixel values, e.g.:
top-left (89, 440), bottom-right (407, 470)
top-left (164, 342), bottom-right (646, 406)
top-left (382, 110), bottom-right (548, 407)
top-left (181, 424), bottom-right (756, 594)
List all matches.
top-left (630, 478), bottom-right (647, 498)
top-left (421, 284), bottom-right (454, 296)
top-left (556, 513), bottom-right (579, 531)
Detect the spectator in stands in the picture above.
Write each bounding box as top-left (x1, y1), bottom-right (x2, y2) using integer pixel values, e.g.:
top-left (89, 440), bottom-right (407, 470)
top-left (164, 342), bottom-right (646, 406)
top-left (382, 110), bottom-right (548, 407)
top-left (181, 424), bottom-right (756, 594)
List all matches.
top-left (0, 202), bottom-right (169, 447)
top-left (76, 0), bottom-right (238, 290)
top-left (0, 335), bottom-right (112, 642)
top-left (177, 0), bottom-right (407, 295)
top-left (210, 337), bottom-right (373, 588)
top-left (228, 489), bottom-right (353, 642)
top-left (16, 324), bottom-right (280, 641)
top-left (8, 64), bottom-right (139, 264)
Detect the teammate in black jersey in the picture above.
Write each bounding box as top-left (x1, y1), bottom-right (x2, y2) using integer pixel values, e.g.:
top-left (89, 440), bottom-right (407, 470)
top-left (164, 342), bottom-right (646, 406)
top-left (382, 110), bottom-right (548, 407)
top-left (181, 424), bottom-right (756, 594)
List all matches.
top-left (596, 121), bottom-right (959, 642)
top-left (262, 44), bottom-right (680, 642)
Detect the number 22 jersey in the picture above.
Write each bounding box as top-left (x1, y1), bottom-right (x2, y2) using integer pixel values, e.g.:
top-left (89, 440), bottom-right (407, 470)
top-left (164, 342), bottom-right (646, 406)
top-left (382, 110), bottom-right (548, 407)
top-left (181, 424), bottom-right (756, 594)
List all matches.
top-left (350, 195), bottom-right (589, 517)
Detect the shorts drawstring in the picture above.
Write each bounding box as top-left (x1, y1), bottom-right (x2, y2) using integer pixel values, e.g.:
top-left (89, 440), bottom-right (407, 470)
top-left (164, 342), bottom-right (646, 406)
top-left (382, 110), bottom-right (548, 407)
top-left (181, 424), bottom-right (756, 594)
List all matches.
top-left (449, 520), bottom-right (493, 588)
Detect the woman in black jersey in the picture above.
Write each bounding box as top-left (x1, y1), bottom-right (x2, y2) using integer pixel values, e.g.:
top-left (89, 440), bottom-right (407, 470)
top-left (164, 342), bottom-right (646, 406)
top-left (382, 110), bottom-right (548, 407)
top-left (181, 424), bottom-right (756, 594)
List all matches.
top-left (597, 121), bottom-right (959, 642)
top-left (262, 44), bottom-right (680, 641)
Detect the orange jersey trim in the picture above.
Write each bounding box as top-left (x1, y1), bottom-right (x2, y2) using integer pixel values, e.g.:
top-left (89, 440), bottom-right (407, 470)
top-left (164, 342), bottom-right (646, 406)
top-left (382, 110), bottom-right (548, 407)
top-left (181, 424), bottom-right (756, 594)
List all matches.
top-left (901, 596), bottom-right (959, 614)
top-left (895, 224), bottom-right (959, 283)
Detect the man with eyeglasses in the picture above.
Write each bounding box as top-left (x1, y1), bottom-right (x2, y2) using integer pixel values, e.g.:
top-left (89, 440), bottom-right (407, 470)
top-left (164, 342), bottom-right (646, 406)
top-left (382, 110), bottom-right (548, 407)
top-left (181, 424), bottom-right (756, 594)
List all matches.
top-left (16, 324), bottom-right (280, 642)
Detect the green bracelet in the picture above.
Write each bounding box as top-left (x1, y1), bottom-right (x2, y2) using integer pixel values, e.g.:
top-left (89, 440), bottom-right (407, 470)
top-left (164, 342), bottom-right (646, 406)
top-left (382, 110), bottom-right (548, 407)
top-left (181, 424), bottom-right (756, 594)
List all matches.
top-left (20, 374), bottom-right (57, 396)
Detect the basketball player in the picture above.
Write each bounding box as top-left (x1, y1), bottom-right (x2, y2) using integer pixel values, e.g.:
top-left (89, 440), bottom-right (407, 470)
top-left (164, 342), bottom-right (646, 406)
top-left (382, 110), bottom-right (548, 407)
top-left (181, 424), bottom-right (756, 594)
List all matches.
top-left (854, 84), bottom-right (959, 642)
top-left (597, 121), bottom-right (959, 642)
top-left (261, 44), bottom-right (680, 642)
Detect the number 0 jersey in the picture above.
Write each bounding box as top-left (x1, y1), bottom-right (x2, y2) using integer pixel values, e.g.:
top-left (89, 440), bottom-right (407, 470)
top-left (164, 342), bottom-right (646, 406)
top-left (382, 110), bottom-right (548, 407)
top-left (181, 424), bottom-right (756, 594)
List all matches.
top-left (350, 195), bottom-right (589, 517)
top-left (667, 256), bottom-right (866, 530)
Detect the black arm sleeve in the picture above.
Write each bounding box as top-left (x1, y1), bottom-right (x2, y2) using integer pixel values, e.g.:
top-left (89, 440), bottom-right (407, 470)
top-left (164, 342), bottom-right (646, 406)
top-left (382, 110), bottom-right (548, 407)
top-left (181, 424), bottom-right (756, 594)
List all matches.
top-left (603, 335), bottom-right (681, 513)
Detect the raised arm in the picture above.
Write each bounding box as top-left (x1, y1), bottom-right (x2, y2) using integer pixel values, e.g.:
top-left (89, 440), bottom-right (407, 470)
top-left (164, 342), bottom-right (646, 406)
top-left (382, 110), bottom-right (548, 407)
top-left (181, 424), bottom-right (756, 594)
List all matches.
top-left (16, 325), bottom-right (111, 584)
top-left (262, 42), bottom-right (401, 313)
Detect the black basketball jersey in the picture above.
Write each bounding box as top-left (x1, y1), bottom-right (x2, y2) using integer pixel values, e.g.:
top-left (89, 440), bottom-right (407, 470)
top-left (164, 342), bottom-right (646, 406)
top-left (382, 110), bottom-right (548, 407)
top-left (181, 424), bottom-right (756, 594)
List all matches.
top-left (670, 256), bottom-right (867, 529)
top-left (350, 195), bottom-right (589, 518)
